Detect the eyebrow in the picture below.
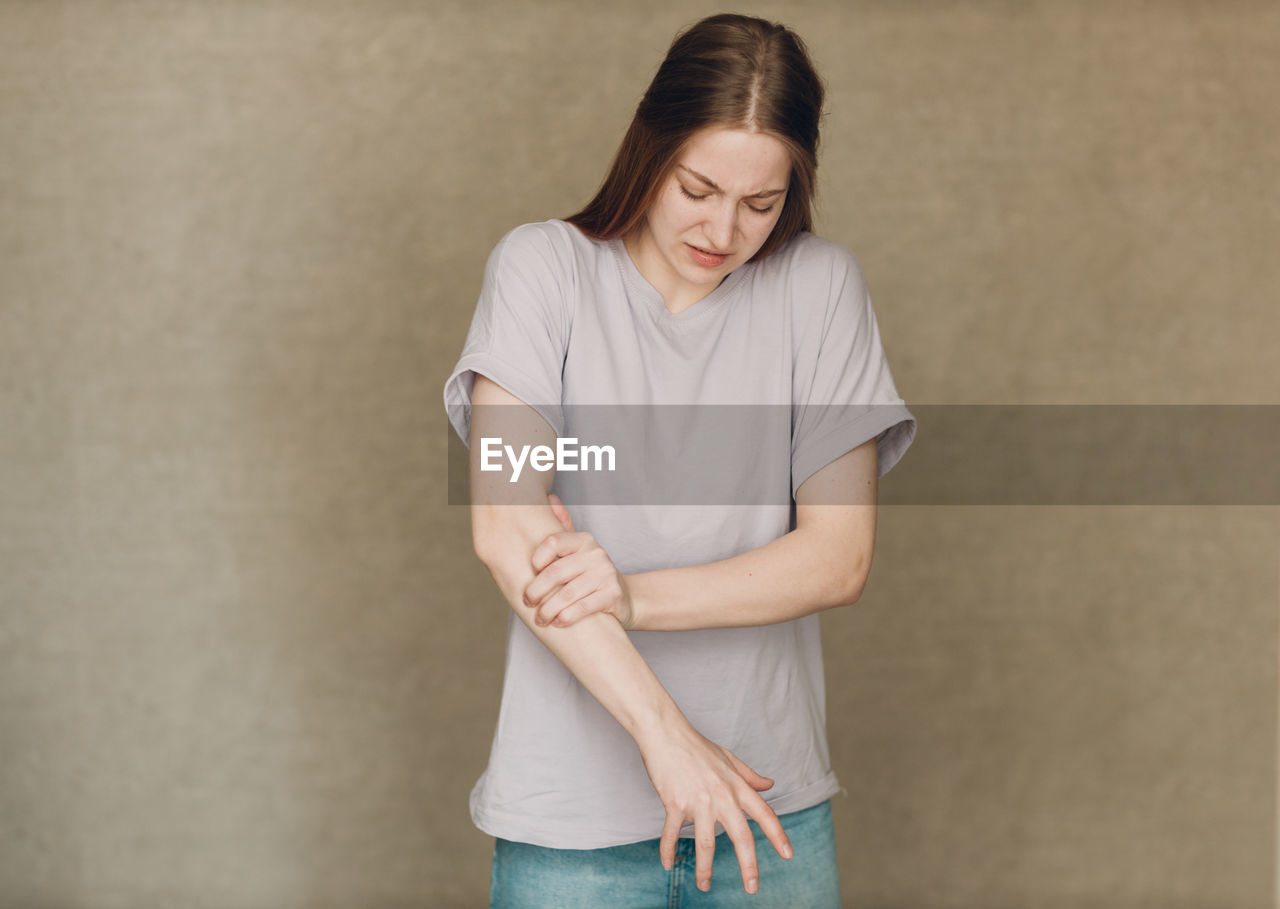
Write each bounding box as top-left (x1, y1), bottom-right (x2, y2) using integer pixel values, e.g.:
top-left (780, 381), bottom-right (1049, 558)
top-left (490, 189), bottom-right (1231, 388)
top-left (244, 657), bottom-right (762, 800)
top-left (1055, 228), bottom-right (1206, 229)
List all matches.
top-left (678, 164), bottom-right (787, 199)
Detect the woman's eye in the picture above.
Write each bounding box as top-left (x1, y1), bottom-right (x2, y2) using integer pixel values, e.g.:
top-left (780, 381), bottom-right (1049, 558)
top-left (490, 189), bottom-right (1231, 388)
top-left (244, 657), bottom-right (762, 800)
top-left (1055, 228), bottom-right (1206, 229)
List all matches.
top-left (678, 183), bottom-right (772, 213)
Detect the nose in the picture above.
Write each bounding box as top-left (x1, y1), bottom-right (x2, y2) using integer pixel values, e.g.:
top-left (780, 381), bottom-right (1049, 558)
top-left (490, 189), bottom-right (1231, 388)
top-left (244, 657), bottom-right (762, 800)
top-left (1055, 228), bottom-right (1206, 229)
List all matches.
top-left (703, 201), bottom-right (738, 253)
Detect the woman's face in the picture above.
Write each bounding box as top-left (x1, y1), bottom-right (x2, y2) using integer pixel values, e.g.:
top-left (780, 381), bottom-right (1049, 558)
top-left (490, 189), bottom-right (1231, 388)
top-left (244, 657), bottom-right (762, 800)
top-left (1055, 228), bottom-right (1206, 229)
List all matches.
top-left (627, 127), bottom-right (791, 312)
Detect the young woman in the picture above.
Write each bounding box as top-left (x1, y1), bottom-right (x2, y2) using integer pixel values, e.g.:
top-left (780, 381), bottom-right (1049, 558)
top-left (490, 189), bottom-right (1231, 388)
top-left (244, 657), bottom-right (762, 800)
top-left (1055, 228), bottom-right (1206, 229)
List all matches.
top-left (444, 13), bottom-right (916, 908)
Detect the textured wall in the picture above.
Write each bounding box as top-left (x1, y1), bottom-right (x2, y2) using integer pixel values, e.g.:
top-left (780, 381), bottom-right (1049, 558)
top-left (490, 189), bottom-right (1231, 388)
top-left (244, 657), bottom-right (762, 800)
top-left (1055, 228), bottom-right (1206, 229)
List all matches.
top-left (1, 1), bottom-right (1276, 908)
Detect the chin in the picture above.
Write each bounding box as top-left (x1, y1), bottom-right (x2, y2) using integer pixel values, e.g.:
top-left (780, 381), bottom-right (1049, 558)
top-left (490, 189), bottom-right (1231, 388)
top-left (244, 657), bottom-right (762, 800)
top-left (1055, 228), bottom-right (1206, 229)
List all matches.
top-left (682, 267), bottom-right (725, 286)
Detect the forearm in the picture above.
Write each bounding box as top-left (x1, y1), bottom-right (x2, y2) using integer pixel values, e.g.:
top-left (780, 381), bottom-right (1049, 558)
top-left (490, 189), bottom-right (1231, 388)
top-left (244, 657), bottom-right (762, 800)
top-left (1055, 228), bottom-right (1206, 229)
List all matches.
top-left (627, 526), bottom-right (867, 632)
top-left (475, 504), bottom-right (683, 746)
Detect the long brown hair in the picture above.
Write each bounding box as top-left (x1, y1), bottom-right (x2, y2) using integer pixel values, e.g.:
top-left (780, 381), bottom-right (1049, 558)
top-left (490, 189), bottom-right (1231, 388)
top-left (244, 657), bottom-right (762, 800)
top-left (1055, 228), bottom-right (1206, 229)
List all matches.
top-left (566, 14), bottom-right (825, 262)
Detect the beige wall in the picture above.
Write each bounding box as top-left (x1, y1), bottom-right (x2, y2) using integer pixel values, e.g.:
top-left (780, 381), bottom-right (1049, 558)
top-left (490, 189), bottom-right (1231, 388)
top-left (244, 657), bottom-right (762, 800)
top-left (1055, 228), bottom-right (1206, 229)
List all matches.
top-left (1, 1), bottom-right (1276, 907)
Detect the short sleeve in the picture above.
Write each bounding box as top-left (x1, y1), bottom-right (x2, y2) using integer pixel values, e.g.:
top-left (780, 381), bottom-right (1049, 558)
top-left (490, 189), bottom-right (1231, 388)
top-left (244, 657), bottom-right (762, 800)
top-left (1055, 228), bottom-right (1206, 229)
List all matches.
top-left (443, 223), bottom-right (574, 447)
top-left (789, 240), bottom-right (916, 497)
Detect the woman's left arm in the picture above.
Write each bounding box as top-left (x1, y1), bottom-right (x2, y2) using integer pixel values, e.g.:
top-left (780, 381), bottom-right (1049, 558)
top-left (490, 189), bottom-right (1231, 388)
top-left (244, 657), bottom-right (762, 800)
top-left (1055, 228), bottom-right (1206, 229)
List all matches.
top-left (526, 437), bottom-right (880, 632)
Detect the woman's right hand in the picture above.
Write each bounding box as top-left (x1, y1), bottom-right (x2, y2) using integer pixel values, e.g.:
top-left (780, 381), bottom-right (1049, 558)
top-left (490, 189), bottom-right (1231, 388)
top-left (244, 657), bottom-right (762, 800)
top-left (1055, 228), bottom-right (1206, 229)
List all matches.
top-left (636, 718), bottom-right (794, 895)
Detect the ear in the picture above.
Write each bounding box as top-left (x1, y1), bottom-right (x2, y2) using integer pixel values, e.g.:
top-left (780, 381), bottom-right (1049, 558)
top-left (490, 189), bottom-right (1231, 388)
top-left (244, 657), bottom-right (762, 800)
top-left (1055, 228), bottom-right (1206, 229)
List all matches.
top-left (547, 493), bottom-right (575, 532)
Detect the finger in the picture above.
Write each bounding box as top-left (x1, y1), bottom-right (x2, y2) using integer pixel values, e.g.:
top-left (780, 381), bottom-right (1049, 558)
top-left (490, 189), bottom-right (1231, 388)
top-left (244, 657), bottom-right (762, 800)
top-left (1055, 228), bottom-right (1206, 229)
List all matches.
top-left (726, 751), bottom-right (774, 791)
top-left (694, 806), bottom-right (717, 892)
top-left (530, 532), bottom-right (586, 573)
top-left (658, 809), bottom-right (683, 872)
top-left (722, 811), bottom-right (760, 895)
top-left (536, 576), bottom-right (595, 626)
top-left (551, 588), bottom-right (619, 627)
top-left (524, 553), bottom-right (581, 607)
top-left (547, 493), bottom-right (575, 531)
top-left (741, 791), bottom-right (793, 862)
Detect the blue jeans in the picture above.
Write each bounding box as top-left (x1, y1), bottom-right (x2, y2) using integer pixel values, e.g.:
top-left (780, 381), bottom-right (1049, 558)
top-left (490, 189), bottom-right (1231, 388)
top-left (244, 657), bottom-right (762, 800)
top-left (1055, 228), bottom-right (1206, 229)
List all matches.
top-left (490, 799), bottom-right (841, 908)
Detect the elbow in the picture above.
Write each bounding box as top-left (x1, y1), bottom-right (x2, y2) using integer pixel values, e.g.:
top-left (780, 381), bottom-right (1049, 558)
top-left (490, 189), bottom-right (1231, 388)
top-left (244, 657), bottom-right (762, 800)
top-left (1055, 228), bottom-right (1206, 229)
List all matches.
top-left (828, 577), bottom-right (865, 609)
top-left (469, 501), bottom-right (554, 574)
top-left (472, 532), bottom-right (493, 570)
top-left (826, 556), bottom-right (871, 609)
top-left (470, 505), bottom-right (503, 570)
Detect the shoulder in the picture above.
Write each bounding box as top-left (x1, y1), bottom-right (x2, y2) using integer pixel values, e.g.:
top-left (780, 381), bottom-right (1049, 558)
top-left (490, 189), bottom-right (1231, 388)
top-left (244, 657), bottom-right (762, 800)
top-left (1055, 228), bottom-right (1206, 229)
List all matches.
top-left (487, 219), bottom-right (569, 268)
top-left (489, 219), bottom-right (603, 268)
top-left (764, 231), bottom-right (868, 294)
top-left (476, 222), bottom-right (596, 338)
top-left (749, 232), bottom-right (871, 334)
top-left (483, 220), bottom-right (612, 296)
top-left (480, 222), bottom-right (580, 302)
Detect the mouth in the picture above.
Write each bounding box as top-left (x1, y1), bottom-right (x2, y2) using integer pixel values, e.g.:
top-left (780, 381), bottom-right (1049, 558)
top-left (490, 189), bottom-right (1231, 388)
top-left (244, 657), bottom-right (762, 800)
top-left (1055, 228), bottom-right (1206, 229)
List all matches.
top-left (686, 243), bottom-right (731, 267)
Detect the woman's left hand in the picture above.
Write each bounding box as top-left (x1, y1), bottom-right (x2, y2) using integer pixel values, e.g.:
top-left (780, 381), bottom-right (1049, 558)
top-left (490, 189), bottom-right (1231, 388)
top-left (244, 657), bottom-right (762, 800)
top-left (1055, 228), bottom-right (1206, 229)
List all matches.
top-left (523, 494), bottom-right (636, 630)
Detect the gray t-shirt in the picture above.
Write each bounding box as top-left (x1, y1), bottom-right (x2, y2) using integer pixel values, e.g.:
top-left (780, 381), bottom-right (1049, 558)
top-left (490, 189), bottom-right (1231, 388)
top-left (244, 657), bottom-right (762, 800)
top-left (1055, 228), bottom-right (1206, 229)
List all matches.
top-left (444, 218), bottom-right (916, 849)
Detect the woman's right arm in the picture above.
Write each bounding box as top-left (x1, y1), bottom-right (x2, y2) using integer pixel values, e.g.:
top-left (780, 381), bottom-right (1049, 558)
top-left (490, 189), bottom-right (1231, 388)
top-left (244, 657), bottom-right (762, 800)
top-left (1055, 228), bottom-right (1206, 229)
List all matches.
top-left (467, 374), bottom-right (792, 895)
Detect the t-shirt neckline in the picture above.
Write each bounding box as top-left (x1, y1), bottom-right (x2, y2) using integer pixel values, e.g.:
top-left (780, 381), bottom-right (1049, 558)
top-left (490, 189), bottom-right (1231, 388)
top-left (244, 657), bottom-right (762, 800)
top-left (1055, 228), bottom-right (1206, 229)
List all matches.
top-left (607, 236), bottom-right (748, 322)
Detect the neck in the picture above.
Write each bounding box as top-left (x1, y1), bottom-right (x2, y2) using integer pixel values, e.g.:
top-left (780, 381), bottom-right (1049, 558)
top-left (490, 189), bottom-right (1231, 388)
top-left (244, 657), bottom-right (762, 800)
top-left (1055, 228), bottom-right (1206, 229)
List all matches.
top-left (622, 230), bottom-right (723, 315)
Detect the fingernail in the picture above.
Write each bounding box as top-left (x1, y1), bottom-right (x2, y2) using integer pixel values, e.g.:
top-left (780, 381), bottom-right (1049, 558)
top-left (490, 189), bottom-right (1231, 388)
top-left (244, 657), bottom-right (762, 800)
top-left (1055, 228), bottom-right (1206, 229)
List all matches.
top-left (747, 878), bottom-right (758, 894)
top-left (782, 844), bottom-right (793, 859)
top-left (699, 880), bottom-right (710, 892)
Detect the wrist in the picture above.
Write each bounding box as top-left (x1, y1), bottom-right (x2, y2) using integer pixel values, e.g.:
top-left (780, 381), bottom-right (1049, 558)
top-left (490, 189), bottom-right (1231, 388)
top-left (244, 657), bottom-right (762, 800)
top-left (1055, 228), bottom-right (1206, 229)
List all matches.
top-left (621, 574), bottom-right (642, 631)
top-left (623, 573), bottom-right (650, 632)
top-left (631, 696), bottom-right (686, 754)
